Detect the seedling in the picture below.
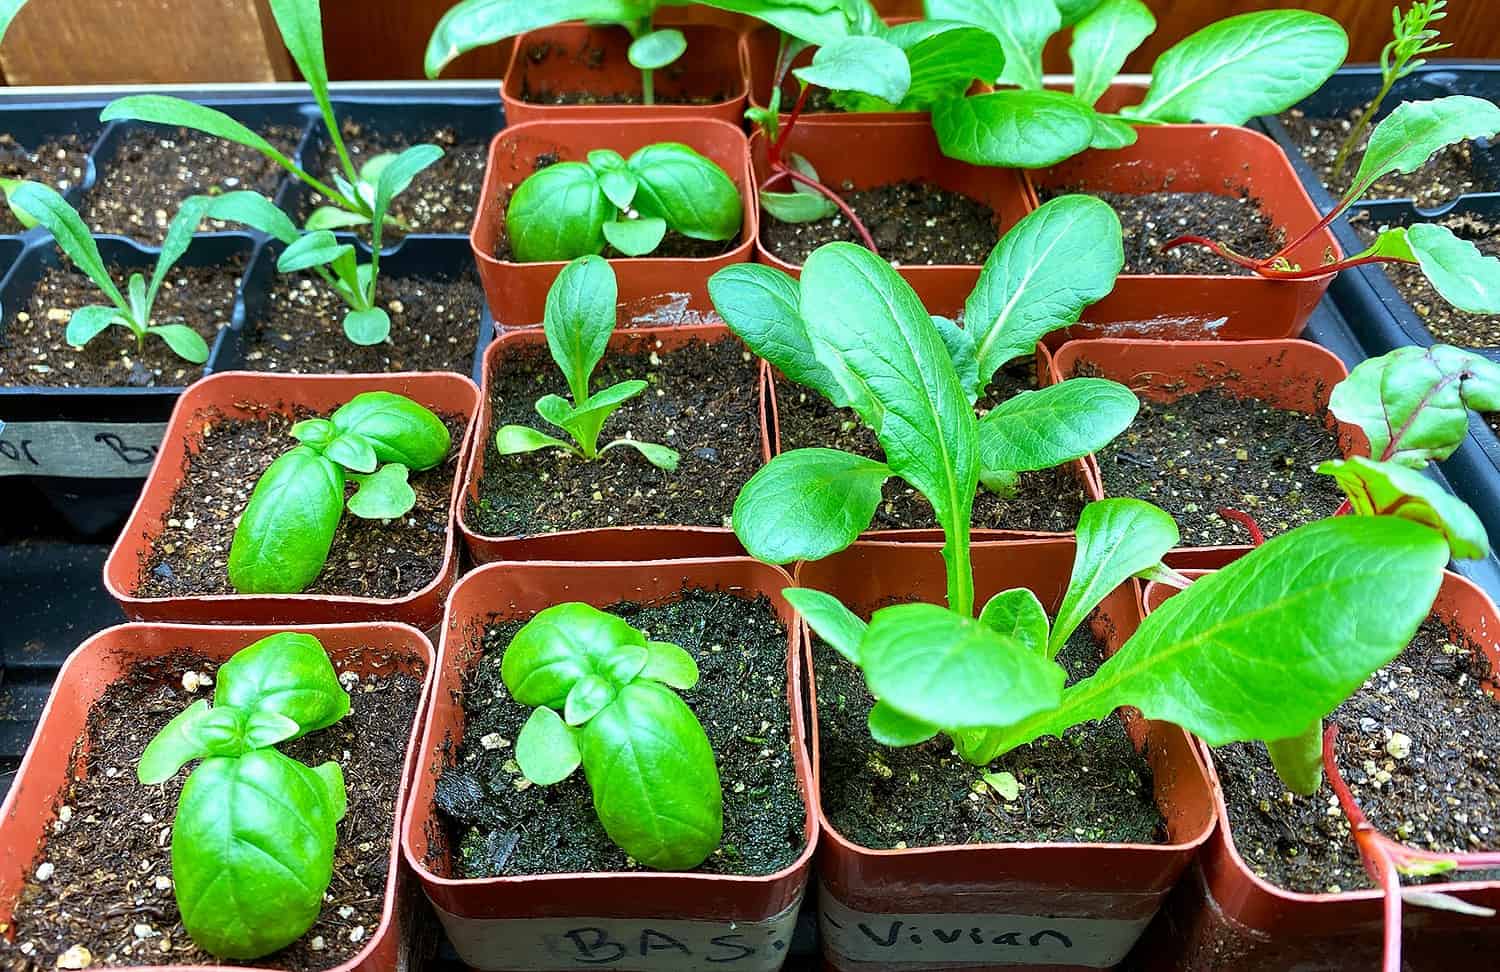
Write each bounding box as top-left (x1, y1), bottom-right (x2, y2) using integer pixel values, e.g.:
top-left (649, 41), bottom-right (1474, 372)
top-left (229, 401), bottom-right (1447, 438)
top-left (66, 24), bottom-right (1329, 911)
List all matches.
top-left (1165, 95), bottom-right (1500, 313)
top-left (494, 255), bottom-right (679, 471)
top-left (228, 391), bottom-right (451, 594)
top-left (100, 0), bottom-right (442, 237)
top-left (505, 602), bottom-right (722, 870)
top-left (137, 632), bottom-right (351, 959)
top-left (505, 142), bottom-right (741, 262)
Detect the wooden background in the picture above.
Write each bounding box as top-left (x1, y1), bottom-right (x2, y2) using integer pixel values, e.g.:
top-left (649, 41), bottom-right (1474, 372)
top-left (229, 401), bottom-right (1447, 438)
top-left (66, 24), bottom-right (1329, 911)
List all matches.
top-left (2, 0), bottom-right (1497, 86)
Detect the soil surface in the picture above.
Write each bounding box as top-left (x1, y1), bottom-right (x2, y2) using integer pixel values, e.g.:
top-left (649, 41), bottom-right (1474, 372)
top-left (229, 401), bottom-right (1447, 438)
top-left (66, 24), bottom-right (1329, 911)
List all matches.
top-left (303, 120), bottom-right (488, 237)
top-left (135, 409), bottom-right (464, 599)
top-left (1094, 387), bottom-right (1345, 547)
top-left (1351, 209), bottom-right (1500, 348)
top-left (519, 41), bottom-right (727, 106)
top-left (1280, 107), bottom-right (1490, 207)
top-left (0, 261), bottom-right (241, 388)
top-left (243, 272), bottom-right (482, 375)
top-left (1216, 615), bottom-right (1500, 893)
top-left (433, 590), bottom-right (806, 877)
top-left (0, 133), bottom-right (93, 234)
top-left (760, 180), bottom-right (1000, 266)
top-left (81, 124), bottom-right (301, 244)
top-left (468, 338), bottom-right (762, 536)
top-left (0, 650), bottom-right (422, 970)
top-left (776, 357), bottom-right (1087, 533)
top-left (816, 622), bottom-right (1163, 848)
top-left (1043, 186), bottom-right (1282, 276)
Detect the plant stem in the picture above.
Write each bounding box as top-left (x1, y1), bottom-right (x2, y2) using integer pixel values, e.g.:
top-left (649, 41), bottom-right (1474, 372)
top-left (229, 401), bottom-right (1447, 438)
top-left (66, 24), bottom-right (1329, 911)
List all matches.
top-left (770, 84), bottom-right (811, 168)
top-left (762, 167), bottom-right (880, 254)
top-left (1218, 507), bottom-right (1266, 546)
top-left (1331, 74), bottom-right (1396, 179)
top-left (642, 68), bottom-right (656, 106)
top-left (1161, 236), bottom-right (1419, 280)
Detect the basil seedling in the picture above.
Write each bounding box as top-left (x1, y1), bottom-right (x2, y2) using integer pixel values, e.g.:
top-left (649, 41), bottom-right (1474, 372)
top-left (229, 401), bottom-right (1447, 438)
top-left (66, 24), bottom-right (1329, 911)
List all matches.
top-left (228, 391), bottom-right (451, 594)
top-left (494, 255), bottom-right (679, 471)
top-left (505, 602), bottom-right (722, 870)
top-left (506, 142), bottom-right (741, 262)
top-left (137, 632), bottom-right (351, 960)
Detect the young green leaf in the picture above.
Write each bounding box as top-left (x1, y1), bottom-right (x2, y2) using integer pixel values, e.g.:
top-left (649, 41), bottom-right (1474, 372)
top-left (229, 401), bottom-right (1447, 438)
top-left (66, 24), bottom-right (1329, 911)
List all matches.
top-left (698, 0), bottom-right (854, 46)
top-left (977, 378), bottom-right (1139, 474)
top-left (100, 96), bottom-right (301, 173)
top-left (566, 674), bottom-right (619, 726)
top-left (145, 324), bottom-right (210, 364)
top-left (640, 640), bottom-right (699, 690)
top-left (344, 307), bottom-right (392, 346)
top-left (867, 702), bottom-right (940, 747)
top-left (599, 437), bottom-right (680, 470)
top-left (1088, 113), bottom-right (1139, 149)
top-left (506, 161), bottom-right (609, 262)
top-left (708, 263), bottom-right (848, 407)
top-left (977, 588), bottom-right (1050, 656)
top-left (228, 446), bottom-right (345, 594)
top-left (733, 448), bottom-right (891, 564)
top-left (760, 190), bottom-right (838, 223)
top-left (931, 314), bottom-right (980, 404)
top-left (1319, 456), bottom-right (1488, 560)
top-left (543, 253), bottom-right (617, 404)
top-left (278, 230), bottom-right (354, 272)
top-left (931, 90), bottom-right (1099, 169)
top-left (368, 143), bottom-right (445, 239)
top-left (603, 216), bottom-right (668, 256)
top-left (138, 699), bottom-right (216, 785)
top-left (200, 189), bottom-right (302, 244)
top-left (346, 463), bottom-right (417, 519)
top-left (65, 306), bottom-right (125, 349)
top-left (628, 143), bottom-right (741, 242)
top-left (269, 0), bottom-right (351, 182)
top-left (880, 21), bottom-right (1004, 110)
top-left (1265, 721), bottom-right (1324, 797)
top-left (214, 631), bottom-right (351, 737)
top-left (784, 585), bottom-right (868, 665)
top-left (502, 602), bottom-right (650, 708)
top-left (306, 205), bottom-right (371, 231)
top-left (11, 181), bottom-right (126, 307)
top-left (1348, 96), bottom-right (1500, 203)
top-left (928, 0), bottom-right (1057, 90)
top-left (515, 706), bottom-right (583, 784)
top-left (423, 0), bottom-right (651, 78)
top-left (321, 432), bottom-right (379, 474)
top-left (1407, 222), bottom-right (1500, 313)
top-left (0, 176), bottom-right (37, 228)
top-left (496, 424), bottom-right (581, 457)
top-left (1049, 499), bottom-right (1178, 657)
top-left (590, 149), bottom-right (639, 210)
top-left (330, 390), bottom-right (452, 469)
top-left (628, 28), bottom-right (686, 70)
top-left (1070, 0), bottom-right (1157, 107)
top-left (793, 35), bottom-right (911, 105)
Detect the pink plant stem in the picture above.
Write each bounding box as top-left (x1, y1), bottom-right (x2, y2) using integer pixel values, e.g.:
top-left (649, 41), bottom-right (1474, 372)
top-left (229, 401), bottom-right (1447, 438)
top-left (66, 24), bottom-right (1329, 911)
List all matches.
top-left (770, 83), bottom-right (811, 167)
top-left (760, 165), bottom-right (880, 255)
top-left (1218, 507), bottom-right (1267, 546)
top-left (1161, 236), bottom-right (1420, 280)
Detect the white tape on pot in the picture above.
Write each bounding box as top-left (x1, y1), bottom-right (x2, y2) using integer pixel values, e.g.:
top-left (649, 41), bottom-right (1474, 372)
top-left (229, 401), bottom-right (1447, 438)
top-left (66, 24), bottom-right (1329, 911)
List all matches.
top-left (0, 420), bottom-right (166, 478)
top-left (433, 896), bottom-right (802, 971)
top-left (819, 885), bottom-right (1151, 969)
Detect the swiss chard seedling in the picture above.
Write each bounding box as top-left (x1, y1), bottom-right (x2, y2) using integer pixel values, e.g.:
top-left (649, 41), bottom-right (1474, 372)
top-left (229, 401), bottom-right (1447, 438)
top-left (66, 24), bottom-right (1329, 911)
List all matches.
top-left (136, 632), bottom-right (351, 959)
top-left (505, 602), bottom-right (722, 870)
top-left (506, 142), bottom-right (741, 262)
top-left (228, 391), bottom-right (451, 594)
top-left (494, 255), bottom-right (679, 471)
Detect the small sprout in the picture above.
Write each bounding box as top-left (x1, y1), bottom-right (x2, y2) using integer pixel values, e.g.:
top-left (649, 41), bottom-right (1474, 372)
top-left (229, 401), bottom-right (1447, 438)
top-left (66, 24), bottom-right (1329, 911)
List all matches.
top-left (983, 771), bottom-right (1021, 802)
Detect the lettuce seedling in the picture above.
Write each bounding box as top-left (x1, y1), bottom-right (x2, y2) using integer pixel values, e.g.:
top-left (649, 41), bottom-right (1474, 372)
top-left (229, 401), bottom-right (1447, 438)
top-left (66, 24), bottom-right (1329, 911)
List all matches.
top-left (494, 255), bottom-right (679, 471)
top-left (504, 602), bottom-right (722, 870)
top-left (137, 632), bottom-right (351, 960)
top-left (506, 142), bottom-right (741, 262)
top-left (1165, 95), bottom-right (1500, 312)
top-left (100, 0), bottom-right (442, 237)
top-left (229, 391), bottom-right (451, 594)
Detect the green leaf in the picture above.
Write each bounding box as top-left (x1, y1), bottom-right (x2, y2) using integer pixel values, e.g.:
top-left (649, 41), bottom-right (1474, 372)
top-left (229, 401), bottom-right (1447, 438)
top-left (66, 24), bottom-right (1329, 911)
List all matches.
top-left (507, 161), bottom-right (609, 262)
top-left (628, 28), bottom-right (686, 70)
top-left (628, 143), bottom-right (742, 242)
top-left (268, 0), bottom-right (345, 177)
top-left (100, 96), bottom-right (299, 172)
top-left (930, 314), bottom-right (980, 404)
top-left (600, 437), bottom-right (680, 470)
top-left (215, 631), bottom-right (351, 737)
top-left (202, 190), bottom-right (302, 244)
top-left (861, 603), bottom-right (1065, 730)
top-left (1056, 0), bottom-right (1106, 25)
top-left (696, 0), bottom-right (852, 46)
top-left (1408, 223), bottom-right (1500, 314)
top-left (984, 769), bottom-right (1021, 800)
top-left (150, 197), bottom-right (218, 313)
top-left (127, 273), bottom-right (148, 324)
top-left (1125, 11), bottom-right (1348, 125)
top-left (882, 21), bottom-right (1004, 110)
top-left (793, 35), bottom-right (910, 104)
top-left (65, 305), bottom-right (126, 349)
top-left (1349, 97), bottom-right (1500, 203)
top-left (138, 699), bottom-right (216, 785)
top-left (516, 706), bottom-right (584, 784)
top-left (496, 424), bottom-right (579, 456)
top-left (305, 205), bottom-right (369, 231)
top-left (927, 0), bottom-right (1057, 90)
top-left (590, 149), bottom-right (639, 211)
top-left (579, 680), bottom-right (722, 871)
top-left (0, 1), bottom-right (29, 46)
top-left (1051, 499), bottom-right (1178, 656)
top-left (0, 177), bottom-right (38, 229)
top-left (346, 463), bottom-right (416, 519)
top-left (565, 674), bottom-right (619, 725)
top-left (146, 324), bottom-right (210, 365)
top-left (708, 263), bottom-right (847, 407)
top-left (343, 307), bottom-right (391, 346)
top-left (556, 379), bottom-right (646, 455)
top-left (1070, 0), bottom-right (1156, 107)
top-left (1319, 457), bottom-right (1488, 560)
top-left (322, 432), bottom-right (378, 474)
top-left (1266, 721), bottom-right (1326, 796)
top-left (543, 254), bottom-right (618, 404)
top-left (977, 378), bottom-right (1139, 473)
top-left (330, 390), bottom-right (451, 470)
top-left (603, 217), bottom-right (667, 256)
top-left (228, 446), bottom-right (345, 594)
top-left (760, 190), bottom-right (837, 223)
top-left (640, 641), bottom-right (699, 690)
top-left (424, 0), bottom-right (651, 77)
top-left (784, 586), bottom-right (867, 665)
top-left (732, 448), bottom-right (890, 565)
top-left (11, 182), bottom-right (126, 308)
top-left (1089, 113), bottom-right (1139, 149)
top-left (278, 230), bottom-right (353, 272)
top-left (932, 90), bottom-right (1098, 169)
top-left (867, 702), bottom-right (940, 747)
top-left (977, 588), bottom-right (1049, 656)
top-left (502, 602), bottom-right (650, 708)
top-left (368, 143), bottom-right (445, 242)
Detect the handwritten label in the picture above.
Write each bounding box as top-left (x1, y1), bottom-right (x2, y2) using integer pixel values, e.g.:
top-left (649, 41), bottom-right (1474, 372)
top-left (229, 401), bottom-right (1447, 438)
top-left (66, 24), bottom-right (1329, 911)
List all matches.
top-left (0, 420), bottom-right (166, 478)
top-left (819, 885), bottom-right (1151, 969)
top-left (432, 896), bottom-right (802, 971)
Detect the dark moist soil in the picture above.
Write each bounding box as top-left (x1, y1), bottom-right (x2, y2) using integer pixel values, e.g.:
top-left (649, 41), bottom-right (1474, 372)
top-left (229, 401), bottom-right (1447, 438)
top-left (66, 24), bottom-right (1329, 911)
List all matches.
top-left (776, 357), bottom-right (1087, 533)
top-left (1350, 209), bottom-right (1500, 348)
top-left (760, 181), bottom-right (1000, 266)
top-left (134, 410), bottom-right (465, 599)
top-left (433, 590), bottom-right (806, 877)
top-left (81, 124), bottom-right (301, 244)
top-left (1216, 615), bottom-right (1500, 894)
top-left (519, 41), bottom-right (726, 106)
top-left (816, 622), bottom-right (1163, 848)
top-left (1094, 387), bottom-right (1345, 547)
top-left (1041, 186), bottom-right (1283, 276)
top-left (243, 273), bottom-right (482, 375)
top-left (0, 261), bottom-right (242, 389)
top-left (468, 338), bottom-right (761, 536)
top-left (0, 132), bottom-right (93, 234)
top-left (0, 650), bottom-right (422, 970)
top-left (303, 120), bottom-right (488, 238)
top-left (1280, 107), bottom-right (1491, 208)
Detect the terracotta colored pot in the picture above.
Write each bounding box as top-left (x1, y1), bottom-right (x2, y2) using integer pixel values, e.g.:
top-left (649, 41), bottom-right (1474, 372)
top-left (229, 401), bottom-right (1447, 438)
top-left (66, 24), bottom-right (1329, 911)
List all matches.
top-left (471, 118), bottom-right (754, 327)
top-left (749, 117), bottom-right (1038, 318)
top-left (794, 539), bottom-right (1218, 972)
top-left (501, 23), bottom-right (749, 126)
top-left (459, 324), bottom-right (764, 564)
top-left (1047, 338), bottom-right (1360, 558)
top-left (103, 371), bottom-right (481, 626)
top-left (1026, 125), bottom-right (1340, 342)
top-left (762, 345), bottom-right (1104, 543)
top-left (0, 621), bottom-right (436, 972)
top-left (401, 558), bottom-right (818, 972)
top-left (1137, 567), bottom-right (1500, 970)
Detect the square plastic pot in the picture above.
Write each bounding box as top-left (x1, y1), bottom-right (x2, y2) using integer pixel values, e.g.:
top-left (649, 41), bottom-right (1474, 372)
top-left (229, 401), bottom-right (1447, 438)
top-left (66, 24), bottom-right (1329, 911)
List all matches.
top-left (793, 539), bottom-right (1218, 972)
top-left (0, 104), bottom-right (106, 243)
top-left (459, 324), bottom-right (765, 563)
top-left (470, 118), bottom-right (755, 327)
top-left (1025, 125), bottom-right (1340, 342)
top-left (103, 370), bottom-right (480, 626)
top-left (401, 557), bottom-right (818, 972)
top-left (749, 116), bottom-right (1037, 318)
top-left (501, 23), bottom-right (749, 126)
top-left (1137, 566), bottom-right (1500, 970)
top-left (0, 620), bottom-right (436, 972)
